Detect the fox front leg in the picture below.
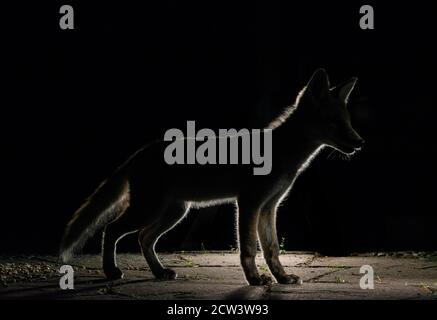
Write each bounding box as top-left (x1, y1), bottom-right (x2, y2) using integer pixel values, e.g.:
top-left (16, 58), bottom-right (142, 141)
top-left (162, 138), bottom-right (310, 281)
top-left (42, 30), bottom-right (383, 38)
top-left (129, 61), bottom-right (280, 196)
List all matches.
top-left (237, 199), bottom-right (272, 286)
top-left (258, 199), bottom-right (303, 285)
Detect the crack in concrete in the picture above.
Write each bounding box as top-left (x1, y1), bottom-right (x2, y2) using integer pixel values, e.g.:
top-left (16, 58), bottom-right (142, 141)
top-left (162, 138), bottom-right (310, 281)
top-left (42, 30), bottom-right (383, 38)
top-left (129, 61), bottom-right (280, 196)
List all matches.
top-left (420, 265), bottom-right (437, 270)
top-left (295, 254), bottom-right (317, 267)
top-left (306, 268), bottom-right (350, 283)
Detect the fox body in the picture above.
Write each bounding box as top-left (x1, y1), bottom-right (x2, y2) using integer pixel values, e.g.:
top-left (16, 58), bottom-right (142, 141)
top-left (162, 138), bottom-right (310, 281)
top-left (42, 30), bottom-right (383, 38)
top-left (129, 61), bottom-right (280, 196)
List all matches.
top-left (60, 69), bottom-right (364, 285)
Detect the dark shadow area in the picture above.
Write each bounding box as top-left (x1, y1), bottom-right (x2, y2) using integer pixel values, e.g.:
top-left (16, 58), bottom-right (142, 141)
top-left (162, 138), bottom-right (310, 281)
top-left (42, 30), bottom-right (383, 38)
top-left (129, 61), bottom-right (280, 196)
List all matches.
top-left (0, 278), bottom-right (109, 296)
top-left (1, 278), bottom-right (153, 300)
top-left (2, 1), bottom-right (437, 255)
top-left (225, 286), bottom-right (269, 300)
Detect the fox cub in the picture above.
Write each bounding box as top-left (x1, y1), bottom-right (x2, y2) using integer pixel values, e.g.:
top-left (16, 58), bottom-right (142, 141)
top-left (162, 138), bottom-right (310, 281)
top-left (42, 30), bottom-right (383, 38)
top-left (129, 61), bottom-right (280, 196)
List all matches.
top-left (60, 69), bottom-right (364, 286)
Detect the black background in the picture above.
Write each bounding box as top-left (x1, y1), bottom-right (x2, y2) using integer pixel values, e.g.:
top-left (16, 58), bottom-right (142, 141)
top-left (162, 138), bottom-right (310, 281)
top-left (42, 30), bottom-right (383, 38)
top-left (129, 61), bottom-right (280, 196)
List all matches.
top-left (2, 1), bottom-right (436, 255)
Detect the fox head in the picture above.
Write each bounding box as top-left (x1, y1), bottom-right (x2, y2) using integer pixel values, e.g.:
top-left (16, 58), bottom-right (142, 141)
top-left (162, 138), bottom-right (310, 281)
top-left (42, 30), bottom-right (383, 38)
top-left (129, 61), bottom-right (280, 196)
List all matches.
top-left (299, 68), bottom-right (364, 155)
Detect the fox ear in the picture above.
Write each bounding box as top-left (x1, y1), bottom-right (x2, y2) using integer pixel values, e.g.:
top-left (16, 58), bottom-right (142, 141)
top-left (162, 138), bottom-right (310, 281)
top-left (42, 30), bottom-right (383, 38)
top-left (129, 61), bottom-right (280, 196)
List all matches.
top-left (331, 77), bottom-right (358, 104)
top-left (306, 68), bottom-right (330, 101)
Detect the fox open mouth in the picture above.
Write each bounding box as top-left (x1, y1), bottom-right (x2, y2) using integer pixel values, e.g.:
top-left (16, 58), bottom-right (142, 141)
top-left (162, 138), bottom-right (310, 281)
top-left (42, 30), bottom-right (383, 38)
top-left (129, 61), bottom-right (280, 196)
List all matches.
top-left (334, 142), bottom-right (362, 154)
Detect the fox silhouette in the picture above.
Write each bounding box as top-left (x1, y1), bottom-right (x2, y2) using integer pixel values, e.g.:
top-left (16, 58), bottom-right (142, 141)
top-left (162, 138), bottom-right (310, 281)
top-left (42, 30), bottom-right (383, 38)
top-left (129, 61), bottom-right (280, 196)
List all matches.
top-left (60, 69), bottom-right (364, 286)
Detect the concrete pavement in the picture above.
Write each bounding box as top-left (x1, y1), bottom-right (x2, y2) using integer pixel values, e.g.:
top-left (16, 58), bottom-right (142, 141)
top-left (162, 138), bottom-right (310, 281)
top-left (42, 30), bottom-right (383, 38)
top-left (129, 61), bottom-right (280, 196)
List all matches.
top-left (1, 252), bottom-right (436, 300)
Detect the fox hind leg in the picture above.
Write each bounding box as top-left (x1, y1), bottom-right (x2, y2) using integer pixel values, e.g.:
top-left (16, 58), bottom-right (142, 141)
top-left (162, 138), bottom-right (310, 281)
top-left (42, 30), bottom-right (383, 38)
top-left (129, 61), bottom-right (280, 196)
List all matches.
top-left (138, 201), bottom-right (190, 280)
top-left (102, 209), bottom-right (140, 280)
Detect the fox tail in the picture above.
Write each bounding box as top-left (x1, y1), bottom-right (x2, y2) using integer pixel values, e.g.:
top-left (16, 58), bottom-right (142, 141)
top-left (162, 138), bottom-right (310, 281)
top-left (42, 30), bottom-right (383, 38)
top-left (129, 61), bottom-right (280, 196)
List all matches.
top-left (59, 167), bottom-right (129, 262)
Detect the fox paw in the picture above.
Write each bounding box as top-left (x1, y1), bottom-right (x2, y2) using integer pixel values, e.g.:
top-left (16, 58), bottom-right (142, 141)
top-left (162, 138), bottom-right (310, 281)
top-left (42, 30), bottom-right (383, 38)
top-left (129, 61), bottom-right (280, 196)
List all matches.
top-left (277, 274), bottom-right (303, 285)
top-left (104, 267), bottom-right (124, 281)
top-left (156, 268), bottom-right (177, 280)
top-left (248, 274), bottom-right (273, 286)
